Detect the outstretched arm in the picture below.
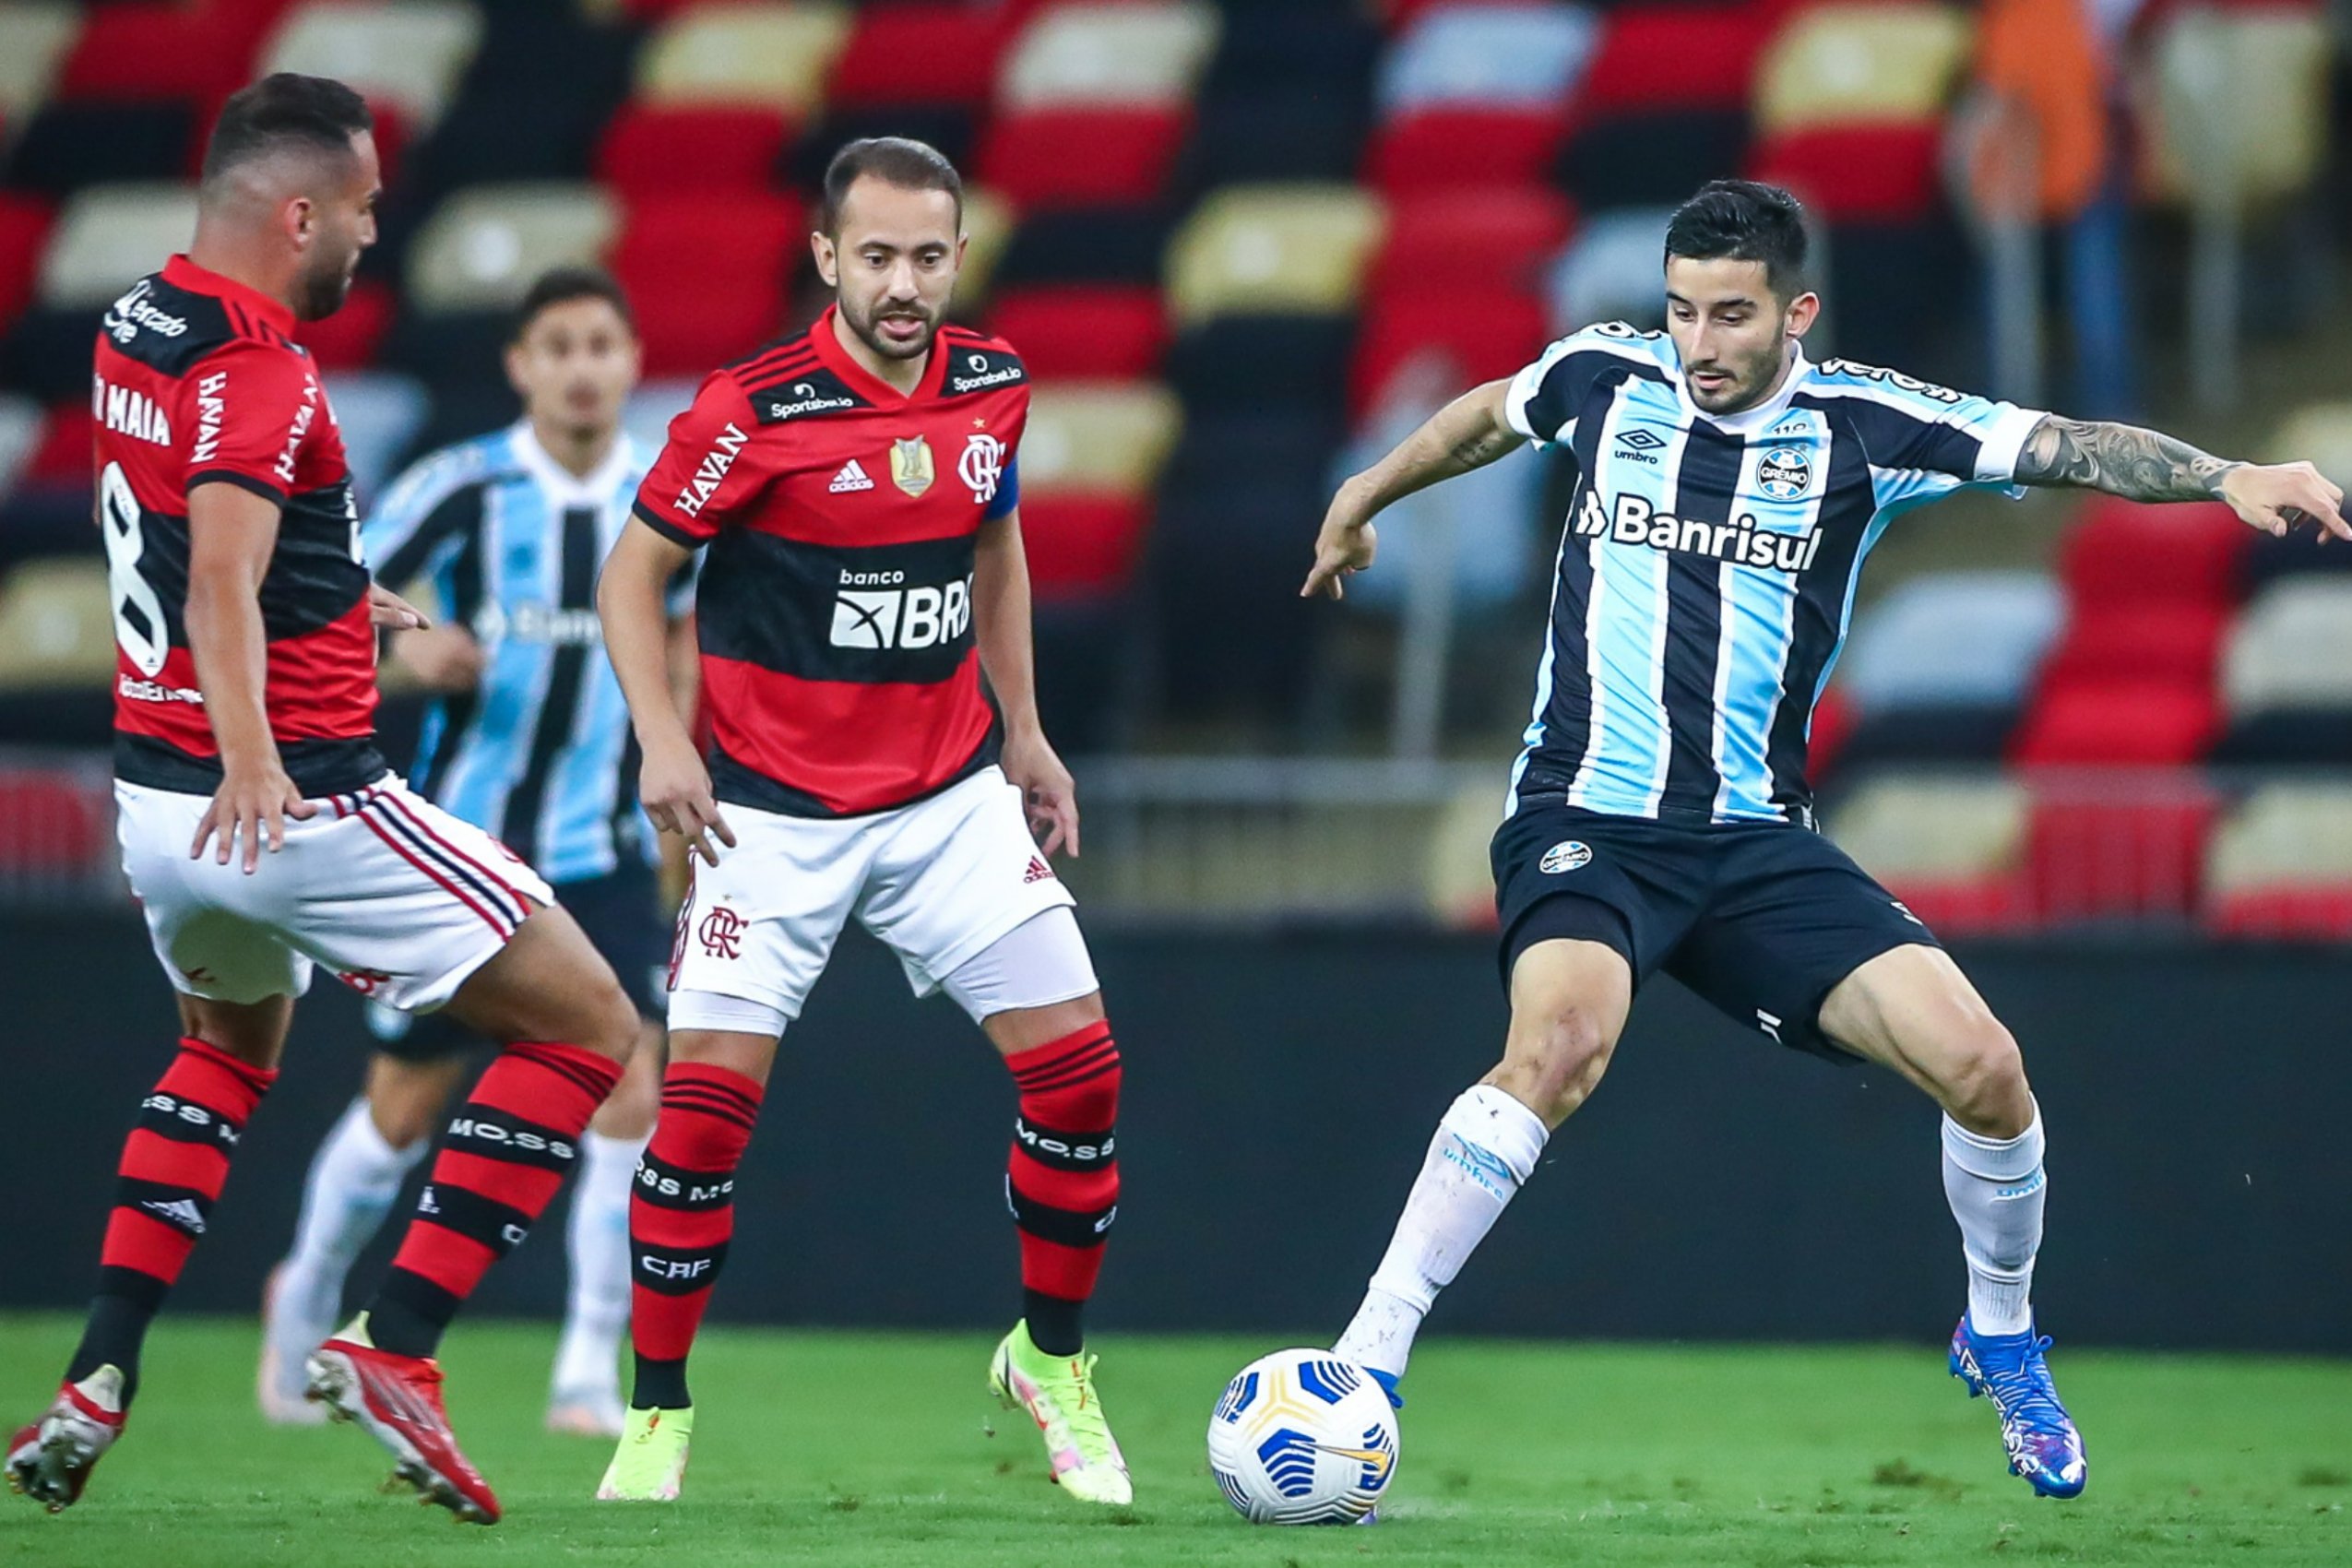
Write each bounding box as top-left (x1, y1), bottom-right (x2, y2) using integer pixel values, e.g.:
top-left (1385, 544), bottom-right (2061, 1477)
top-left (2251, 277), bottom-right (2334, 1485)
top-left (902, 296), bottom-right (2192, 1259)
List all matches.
top-left (2015, 415), bottom-right (2349, 540)
top-left (1302, 378), bottom-right (1523, 600)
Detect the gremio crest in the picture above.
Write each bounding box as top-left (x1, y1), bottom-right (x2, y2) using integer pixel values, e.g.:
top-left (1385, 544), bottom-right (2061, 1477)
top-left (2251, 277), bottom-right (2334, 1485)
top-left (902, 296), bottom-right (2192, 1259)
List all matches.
top-left (890, 435), bottom-right (935, 497)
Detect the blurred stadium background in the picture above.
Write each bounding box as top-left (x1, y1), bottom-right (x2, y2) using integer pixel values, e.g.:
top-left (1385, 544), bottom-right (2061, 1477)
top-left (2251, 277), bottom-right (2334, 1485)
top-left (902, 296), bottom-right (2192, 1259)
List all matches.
top-left (0, 0), bottom-right (2346, 1375)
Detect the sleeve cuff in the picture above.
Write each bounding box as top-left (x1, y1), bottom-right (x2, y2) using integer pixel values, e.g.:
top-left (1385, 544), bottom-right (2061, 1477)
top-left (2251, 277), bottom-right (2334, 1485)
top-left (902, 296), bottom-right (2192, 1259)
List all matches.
top-left (187, 469), bottom-right (290, 505)
top-left (1973, 404), bottom-right (2048, 489)
top-left (633, 499), bottom-right (708, 549)
top-left (1502, 358), bottom-right (1545, 445)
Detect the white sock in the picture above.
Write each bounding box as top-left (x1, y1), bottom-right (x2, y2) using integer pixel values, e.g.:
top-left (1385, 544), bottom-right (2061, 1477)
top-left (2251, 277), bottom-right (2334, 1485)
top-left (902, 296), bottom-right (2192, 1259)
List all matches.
top-left (1942, 1105), bottom-right (2046, 1337)
top-left (278, 1098), bottom-right (426, 1337)
top-left (553, 1128), bottom-right (645, 1397)
top-left (1333, 1085), bottom-right (1549, 1379)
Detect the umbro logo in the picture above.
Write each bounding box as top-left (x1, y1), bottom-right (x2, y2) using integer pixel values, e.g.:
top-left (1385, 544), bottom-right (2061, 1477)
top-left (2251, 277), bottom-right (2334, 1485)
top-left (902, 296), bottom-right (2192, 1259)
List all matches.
top-left (1615, 429), bottom-right (1668, 452)
top-left (1023, 856), bottom-right (1055, 885)
top-left (829, 458), bottom-right (875, 493)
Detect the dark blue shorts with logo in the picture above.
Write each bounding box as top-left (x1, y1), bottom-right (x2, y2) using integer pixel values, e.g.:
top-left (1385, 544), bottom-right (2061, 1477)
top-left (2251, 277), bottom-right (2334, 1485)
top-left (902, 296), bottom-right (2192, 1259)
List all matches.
top-left (1490, 801), bottom-right (1940, 1062)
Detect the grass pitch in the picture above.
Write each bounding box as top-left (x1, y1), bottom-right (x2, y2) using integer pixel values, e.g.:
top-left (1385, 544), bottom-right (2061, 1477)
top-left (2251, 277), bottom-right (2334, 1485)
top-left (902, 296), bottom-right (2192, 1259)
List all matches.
top-left (1, 1315), bottom-right (2345, 1567)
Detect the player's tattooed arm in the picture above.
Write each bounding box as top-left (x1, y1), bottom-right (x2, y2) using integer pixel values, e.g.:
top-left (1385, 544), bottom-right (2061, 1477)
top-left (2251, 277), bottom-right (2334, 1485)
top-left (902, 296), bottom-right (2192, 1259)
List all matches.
top-left (1304, 379), bottom-right (1524, 600)
top-left (2016, 415), bottom-right (2352, 540)
top-left (2013, 415), bottom-right (2239, 501)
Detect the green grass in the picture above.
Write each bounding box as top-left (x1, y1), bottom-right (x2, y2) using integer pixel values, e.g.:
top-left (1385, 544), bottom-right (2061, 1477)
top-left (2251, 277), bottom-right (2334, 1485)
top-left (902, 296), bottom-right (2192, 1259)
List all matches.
top-left (2, 1314), bottom-right (2346, 1566)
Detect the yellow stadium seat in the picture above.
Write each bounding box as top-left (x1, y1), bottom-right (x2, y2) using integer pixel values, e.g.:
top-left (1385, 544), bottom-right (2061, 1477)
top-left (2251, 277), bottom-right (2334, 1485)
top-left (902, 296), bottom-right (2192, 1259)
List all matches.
top-left (1017, 382), bottom-right (1182, 499)
top-left (638, 2), bottom-right (852, 114)
top-left (2267, 402), bottom-right (2352, 492)
top-left (2207, 783), bottom-right (2352, 894)
top-left (2220, 581), bottom-right (2352, 715)
top-left (1000, 1), bottom-right (1221, 111)
top-left (956, 186), bottom-right (1016, 310)
top-left (263, 1), bottom-right (484, 130)
top-left (1752, 3), bottom-right (1972, 135)
top-left (0, 395), bottom-right (42, 505)
top-left (0, 561), bottom-right (120, 689)
top-left (38, 184), bottom-right (201, 310)
top-left (0, 4), bottom-right (79, 123)
top-left (2148, 6), bottom-right (2330, 207)
top-left (1164, 184), bottom-right (1384, 327)
top-left (1827, 774), bottom-right (2025, 884)
top-left (406, 184), bottom-right (619, 313)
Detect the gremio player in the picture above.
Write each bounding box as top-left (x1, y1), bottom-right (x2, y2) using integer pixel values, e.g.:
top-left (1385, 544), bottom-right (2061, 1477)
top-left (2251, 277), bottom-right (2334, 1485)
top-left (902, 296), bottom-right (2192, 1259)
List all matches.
top-left (7, 76), bottom-right (643, 1526)
top-left (1302, 181), bottom-right (2346, 1500)
top-left (593, 138), bottom-right (1129, 1505)
top-left (257, 267), bottom-right (692, 1439)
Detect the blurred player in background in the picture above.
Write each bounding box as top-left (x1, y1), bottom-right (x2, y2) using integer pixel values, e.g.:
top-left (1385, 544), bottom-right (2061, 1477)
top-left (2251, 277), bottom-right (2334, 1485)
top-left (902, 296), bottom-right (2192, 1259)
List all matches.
top-left (257, 266), bottom-right (694, 1440)
top-left (592, 137), bottom-right (1130, 1507)
top-left (8, 75), bottom-right (643, 1526)
top-left (1303, 180), bottom-right (2346, 1502)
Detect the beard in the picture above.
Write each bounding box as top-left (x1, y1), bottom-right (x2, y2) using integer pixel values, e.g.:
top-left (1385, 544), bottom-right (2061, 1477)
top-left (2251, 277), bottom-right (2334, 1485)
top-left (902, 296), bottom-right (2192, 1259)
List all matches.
top-left (842, 293), bottom-right (940, 362)
top-left (294, 249), bottom-right (357, 323)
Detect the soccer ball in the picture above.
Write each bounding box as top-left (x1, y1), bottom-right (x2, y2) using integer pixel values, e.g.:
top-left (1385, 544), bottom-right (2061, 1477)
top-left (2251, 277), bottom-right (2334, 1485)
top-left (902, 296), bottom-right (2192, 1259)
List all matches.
top-left (1206, 1348), bottom-right (1399, 1525)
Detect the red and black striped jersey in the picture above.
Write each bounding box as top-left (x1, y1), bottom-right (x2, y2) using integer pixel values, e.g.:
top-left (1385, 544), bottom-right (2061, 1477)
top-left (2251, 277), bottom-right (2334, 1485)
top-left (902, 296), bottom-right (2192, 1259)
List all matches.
top-left (98, 255), bottom-right (383, 797)
top-left (634, 308), bottom-right (1028, 817)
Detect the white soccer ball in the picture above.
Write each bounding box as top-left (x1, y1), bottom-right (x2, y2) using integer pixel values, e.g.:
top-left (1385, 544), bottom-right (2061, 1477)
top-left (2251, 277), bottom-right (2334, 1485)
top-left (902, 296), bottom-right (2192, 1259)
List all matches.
top-left (1206, 1348), bottom-right (1399, 1525)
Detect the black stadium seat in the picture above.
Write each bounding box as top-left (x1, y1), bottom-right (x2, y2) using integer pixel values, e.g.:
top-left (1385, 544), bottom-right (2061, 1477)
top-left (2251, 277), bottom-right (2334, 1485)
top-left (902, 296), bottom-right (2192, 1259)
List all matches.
top-left (5, 102), bottom-right (196, 197)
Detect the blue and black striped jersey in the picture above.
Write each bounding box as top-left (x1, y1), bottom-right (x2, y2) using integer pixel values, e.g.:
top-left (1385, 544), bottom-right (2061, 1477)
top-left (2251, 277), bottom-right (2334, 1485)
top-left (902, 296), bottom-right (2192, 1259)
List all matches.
top-left (1503, 324), bottom-right (2045, 826)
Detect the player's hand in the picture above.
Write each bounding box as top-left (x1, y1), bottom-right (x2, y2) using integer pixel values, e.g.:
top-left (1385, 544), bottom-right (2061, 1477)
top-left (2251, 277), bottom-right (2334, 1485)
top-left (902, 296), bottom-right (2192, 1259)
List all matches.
top-left (367, 581), bottom-right (430, 630)
top-left (2218, 460), bottom-right (2349, 542)
top-left (1002, 728), bottom-right (1080, 858)
top-left (1301, 504), bottom-right (1378, 601)
top-left (641, 738), bottom-right (735, 866)
top-left (391, 624), bottom-right (487, 693)
top-left (192, 756), bottom-right (316, 874)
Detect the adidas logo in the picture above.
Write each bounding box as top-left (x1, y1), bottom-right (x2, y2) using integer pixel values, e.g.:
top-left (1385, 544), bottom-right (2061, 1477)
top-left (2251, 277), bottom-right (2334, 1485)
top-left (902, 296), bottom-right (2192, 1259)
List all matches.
top-left (829, 458), bottom-right (875, 493)
top-left (1023, 856), bottom-right (1055, 885)
top-left (142, 1196), bottom-right (206, 1235)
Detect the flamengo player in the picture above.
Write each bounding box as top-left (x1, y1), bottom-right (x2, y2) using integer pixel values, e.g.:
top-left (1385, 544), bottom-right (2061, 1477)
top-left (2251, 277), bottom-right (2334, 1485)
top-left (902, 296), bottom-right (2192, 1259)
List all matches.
top-left (6, 76), bottom-right (640, 1525)
top-left (592, 138), bottom-right (1130, 1505)
top-left (1302, 181), bottom-right (2346, 1499)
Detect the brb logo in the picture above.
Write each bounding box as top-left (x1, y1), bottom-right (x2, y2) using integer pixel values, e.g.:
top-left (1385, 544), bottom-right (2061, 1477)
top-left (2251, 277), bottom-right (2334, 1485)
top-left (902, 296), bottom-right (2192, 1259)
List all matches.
top-left (830, 568), bottom-right (974, 650)
top-left (698, 905), bottom-right (744, 960)
top-left (959, 433), bottom-right (1005, 504)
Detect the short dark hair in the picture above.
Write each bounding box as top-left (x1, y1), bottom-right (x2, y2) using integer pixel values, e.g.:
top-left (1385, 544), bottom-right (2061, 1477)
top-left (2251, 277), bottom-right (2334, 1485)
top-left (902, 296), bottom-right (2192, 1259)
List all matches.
top-left (511, 265), bottom-right (636, 342)
top-left (1664, 180), bottom-right (1811, 299)
top-left (820, 137), bottom-right (963, 235)
top-left (201, 73), bottom-right (374, 185)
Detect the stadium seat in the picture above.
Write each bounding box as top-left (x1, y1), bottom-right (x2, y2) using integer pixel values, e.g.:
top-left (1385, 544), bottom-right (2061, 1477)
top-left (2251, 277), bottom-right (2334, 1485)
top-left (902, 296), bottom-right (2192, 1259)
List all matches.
top-left (1350, 289), bottom-right (1548, 419)
top-left (2058, 498), bottom-right (2249, 610)
top-left (1556, 110), bottom-right (1751, 214)
top-left (1165, 315), bottom-right (1355, 420)
top-left (1752, 3), bottom-right (1974, 136)
top-left (1367, 188), bottom-right (1573, 305)
top-left (1545, 207), bottom-right (1673, 332)
top-left (610, 193), bottom-right (802, 377)
top-left (405, 184), bottom-right (618, 314)
top-left (1334, 371), bottom-right (1542, 611)
top-left (293, 276), bottom-right (394, 372)
top-left (1205, 3), bottom-right (1380, 103)
top-left (991, 205), bottom-right (1172, 291)
top-left (1163, 185), bottom-right (1383, 327)
top-left (0, 559), bottom-right (117, 688)
top-left (954, 186), bottom-right (1017, 307)
top-left (1572, 4), bottom-right (1774, 117)
top-left (827, 3), bottom-right (1012, 110)
top-left (22, 400), bottom-right (89, 486)
top-left (2219, 578), bottom-right (2352, 716)
top-left (6, 102), bottom-right (196, 196)
top-left (2205, 782), bottom-right (2352, 937)
top-left (2147, 4), bottom-right (2331, 208)
top-left (998, 2), bottom-right (1221, 112)
top-left (1364, 109), bottom-right (1570, 199)
top-left (327, 370), bottom-right (430, 504)
top-left (1838, 572), bottom-right (2063, 717)
top-left (597, 106), bottom-right (798, 198)
top-left (1376, 3), bottom-right (1601, 117)
top-left (2265, 400), bottom-right (2352, 493)
top-left (0, 196), bottom-right (53, 329)
top-left (2025, 782), bottom-right (2219, 925)
top-left (1022, 493), bottom-right (1153, 600)
top-left (1017, 380), bottom-right (1182, 501)
top-left (1185, 87), bottom-right (1368, 187)
top-left (0, 394), bottom-right (41, 507)
top-left (2035, 603), bottom-right (2230, 692)
top-left (262, 0), bottom-right (483, 132)
top-left (35, 184), bottom-right (199, 310)
top-left (623, 376), bottom-right (698, 455)
top-left (55, 1), bottom-right (271, 102)
top-left (1825, 773), bottom-right (2028, 933)
top-left (0, 6), bottom-right (81, 126)
top-left (377, 307), bottom-right (508, 395)
top-left (1749, 123), bottom-right (1946, 225)
top-left (637, 2), bottom-right (853, 115)
top-left (0, 766), bottom-right (103, 877)
top-left (979, 107), bottom-right (1191, 213)
top-left (2009, 679), bottom-right (2218, 767)
top-left (986, 286), bottom-right (1167, 380)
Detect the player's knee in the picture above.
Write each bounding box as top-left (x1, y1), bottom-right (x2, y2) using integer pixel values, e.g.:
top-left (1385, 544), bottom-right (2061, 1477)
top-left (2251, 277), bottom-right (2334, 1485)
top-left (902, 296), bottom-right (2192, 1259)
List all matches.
top-left (1499, 1001), bottom-right (1615, 1123)
top-left (1931, 1010), bottom-right (2029, 1134)
top-left (577, 976), bottom-right (640, 1063)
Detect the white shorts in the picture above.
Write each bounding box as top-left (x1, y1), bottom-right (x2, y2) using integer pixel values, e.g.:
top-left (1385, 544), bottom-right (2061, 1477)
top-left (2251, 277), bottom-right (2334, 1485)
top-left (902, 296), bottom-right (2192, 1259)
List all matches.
top-left (115, 775), bottom-right (553, 1012)
top-left (667, 765), bottom-right (1096, 1035)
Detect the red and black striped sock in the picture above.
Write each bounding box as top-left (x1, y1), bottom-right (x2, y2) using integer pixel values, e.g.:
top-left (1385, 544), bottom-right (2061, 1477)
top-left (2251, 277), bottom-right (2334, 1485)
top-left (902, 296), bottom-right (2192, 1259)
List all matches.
top-left (1005, 1021), bottom-right (1121, 1357)
top-left (66, 1038), bottom-right (277, 1398)
top-left (629, 1062), bottom-right (762, 1410)
top-left (365, 1040), bottom-right (623, 1359)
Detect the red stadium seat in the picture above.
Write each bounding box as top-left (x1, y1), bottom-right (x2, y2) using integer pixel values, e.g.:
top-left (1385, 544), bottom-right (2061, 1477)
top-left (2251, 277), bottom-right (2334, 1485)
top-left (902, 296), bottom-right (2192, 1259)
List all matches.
top-left (978, 108), bottom-right (1190, 214)
top-left (986, 286), bottom-right (1167, 380)
top-left (1367, 187), bottom-right (1574, 303)
top-left (611, 195), bottom-right (802, 377)
top-left (0, 771), bottom-right (102, 877)
top-left (2009, 679), bottom-right (2218, 766)
top-left (2059, 498), bottom-right (2250, 609)
top-left (296, 279), bottom-right (394, 373)
top-left (1022, 494), bottom-right (1151, 601)
top-left (57, 2), bottom-right (272, 103)
top-left (27, 404), bottom-right (93, 486)
top-left (2025, 789), bottom-right (2219, 923)
top-left (2034, 602), bottom-right (2230, 690)
top-left (1808, 683), bottom-right (1856, 782)
top-left (598, 106), bottom-right (798, 197)
top-left (0, 196), bottom-right (53, 331)
top-left (828, 3), bottom-right (1014, 109)
top-left (1365, 110), bottom-right (1570, 198)
top-left (1749, 124), bottom-right (1945, 224)
top-left (1573, 4), bottom-right (1777, 115)
top-left (1879, 875), bottom-right (2034, 936)
top-left (1351, 290), bottom-right (1548, 419)
top-left (2206, 885), bottom-right (2352, 939)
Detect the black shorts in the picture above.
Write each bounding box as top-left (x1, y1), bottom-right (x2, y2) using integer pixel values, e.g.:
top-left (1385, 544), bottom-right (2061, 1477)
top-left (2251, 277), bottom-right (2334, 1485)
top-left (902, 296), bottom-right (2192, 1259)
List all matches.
top-left (367, 859), bottom-right (669, 1063)
top-left (1491, 802), bottom-right (1939, 1061)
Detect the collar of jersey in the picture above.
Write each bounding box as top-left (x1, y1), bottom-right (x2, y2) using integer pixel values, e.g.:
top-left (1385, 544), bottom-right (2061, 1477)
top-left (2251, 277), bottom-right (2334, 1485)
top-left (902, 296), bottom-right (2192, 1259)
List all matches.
top-left (1671, 343), bottom-right (1812, 437)
top-left (507, 419), bottom-right (639, 507)
top-left (160, 254), bottom-right (297, 337)
top-left (809, 303), bottom-right (949, 405)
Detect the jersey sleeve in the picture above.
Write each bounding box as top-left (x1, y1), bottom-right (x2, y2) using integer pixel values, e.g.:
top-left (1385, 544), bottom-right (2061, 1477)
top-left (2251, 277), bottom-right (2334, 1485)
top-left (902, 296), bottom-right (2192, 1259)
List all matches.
top-left (632, 373), bottom-right (763, 547)
top-left (182, 339), bottom-right (320, 502)
top-left (362, 447), bottom-right (485, 602)
top-left (1503, 325), bottom-right (1666, 449)
top-left (1822, 364), bottom-right (2048, 509)
top-left (983, 453), bottom-right (1019, 520)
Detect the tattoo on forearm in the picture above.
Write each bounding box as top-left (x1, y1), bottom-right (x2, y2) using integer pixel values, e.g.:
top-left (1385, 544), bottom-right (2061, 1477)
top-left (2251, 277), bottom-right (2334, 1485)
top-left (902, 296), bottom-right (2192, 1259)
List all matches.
top-left (2014, 416), bottom-right (2239, 502)
top-left (1445, 424), bottom-right (1520, 473)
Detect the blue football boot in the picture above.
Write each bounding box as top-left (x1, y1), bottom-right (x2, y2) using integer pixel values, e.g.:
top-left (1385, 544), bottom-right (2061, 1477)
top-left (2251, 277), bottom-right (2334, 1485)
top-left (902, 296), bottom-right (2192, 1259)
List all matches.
top-left (1949, 1316), bottom-right (2087, 1499)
